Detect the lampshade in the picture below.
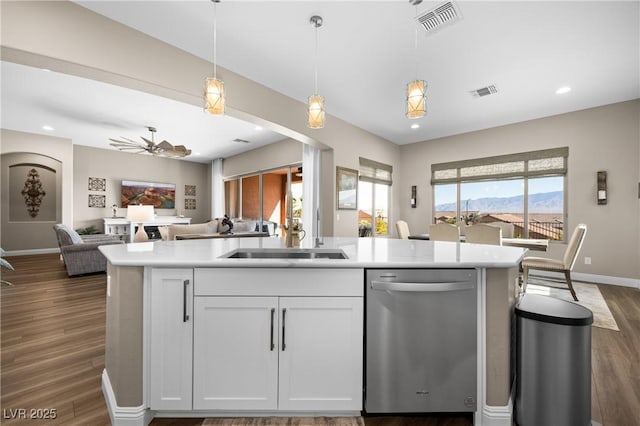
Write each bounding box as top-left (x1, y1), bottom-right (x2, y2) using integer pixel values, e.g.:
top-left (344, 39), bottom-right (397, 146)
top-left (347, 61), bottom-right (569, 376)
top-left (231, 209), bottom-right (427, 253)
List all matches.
top-left (127, 205), bottom-right (155, 243)
top-left (307, 94), bottom-right (325, 129)
top-left (406, 79), bottom-right (427, 119)
top-left (205, 77), bottom-right (225, 115)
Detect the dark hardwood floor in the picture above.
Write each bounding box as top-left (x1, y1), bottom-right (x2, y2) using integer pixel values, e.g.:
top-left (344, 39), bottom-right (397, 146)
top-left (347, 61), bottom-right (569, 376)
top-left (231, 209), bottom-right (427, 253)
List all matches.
top-left (1, 254), bottom-right (638, 425)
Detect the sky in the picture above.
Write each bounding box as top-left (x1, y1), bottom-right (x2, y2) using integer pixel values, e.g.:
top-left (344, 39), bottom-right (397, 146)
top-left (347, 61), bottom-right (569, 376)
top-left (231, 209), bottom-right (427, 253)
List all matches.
top-left (435, 176), bottom-right (564, 204)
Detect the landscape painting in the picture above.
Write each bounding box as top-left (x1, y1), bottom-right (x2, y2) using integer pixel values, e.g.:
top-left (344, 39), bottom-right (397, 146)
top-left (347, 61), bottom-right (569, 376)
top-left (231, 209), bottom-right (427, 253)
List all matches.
top-left (121, 180), bottom-right (176, 209)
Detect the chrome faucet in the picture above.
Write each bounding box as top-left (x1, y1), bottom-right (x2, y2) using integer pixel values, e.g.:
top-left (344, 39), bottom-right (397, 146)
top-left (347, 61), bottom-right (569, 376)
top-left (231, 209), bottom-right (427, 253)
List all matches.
top-left (314, 208), bottom-right (323, 248)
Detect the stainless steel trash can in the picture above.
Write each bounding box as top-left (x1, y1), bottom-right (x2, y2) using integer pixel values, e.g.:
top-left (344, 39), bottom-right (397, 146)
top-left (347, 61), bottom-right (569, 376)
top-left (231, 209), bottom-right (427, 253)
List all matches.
top-left (515, 294), bottom-right (593, 426)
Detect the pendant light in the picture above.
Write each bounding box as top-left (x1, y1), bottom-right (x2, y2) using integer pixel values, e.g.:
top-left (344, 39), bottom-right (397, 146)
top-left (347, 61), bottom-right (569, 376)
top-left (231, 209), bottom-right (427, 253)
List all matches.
top-left (205, 0), bottom-right (225, 115)
top-left (406, 4), bottom-right (427, 119)
top-left (308, 15), bottom-right (325, 129)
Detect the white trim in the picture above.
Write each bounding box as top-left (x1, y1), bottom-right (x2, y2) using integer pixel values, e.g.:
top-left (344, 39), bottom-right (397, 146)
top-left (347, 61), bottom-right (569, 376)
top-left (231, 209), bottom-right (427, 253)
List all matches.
top-left (481, 401), bottom-right (513, 426)
top-left (153, 411), bottom-right (361, 418)
top-left (476, 268), bottom-right (514, 426)
top-left (530, 270), bottom-right (639, 289)
top-left (4, 248), bottom-right (59, 256)
top-left (102, 369), bottom-right (154, 426)
top-left (475, 268), bottom-right (487, 426)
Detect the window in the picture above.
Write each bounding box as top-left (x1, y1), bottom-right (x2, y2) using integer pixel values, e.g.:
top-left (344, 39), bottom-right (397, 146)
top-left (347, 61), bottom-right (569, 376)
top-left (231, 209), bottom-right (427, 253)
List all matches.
top-left (358, 157), bottom-right (392, 237)
top-left (432, 148), bottom-right (567, 241)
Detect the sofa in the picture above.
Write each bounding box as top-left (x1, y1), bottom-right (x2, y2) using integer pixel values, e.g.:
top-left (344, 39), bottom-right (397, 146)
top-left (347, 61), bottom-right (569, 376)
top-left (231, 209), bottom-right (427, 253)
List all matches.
top-left (53, 224), bottom-right (124, 276)
top-left (159, 219), bottom-right (271, 241)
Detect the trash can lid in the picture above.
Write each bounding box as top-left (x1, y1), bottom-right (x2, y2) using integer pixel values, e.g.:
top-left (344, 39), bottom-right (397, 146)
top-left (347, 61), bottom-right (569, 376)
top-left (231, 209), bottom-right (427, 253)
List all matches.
top-left (515, 294), bottom-right (593, 326)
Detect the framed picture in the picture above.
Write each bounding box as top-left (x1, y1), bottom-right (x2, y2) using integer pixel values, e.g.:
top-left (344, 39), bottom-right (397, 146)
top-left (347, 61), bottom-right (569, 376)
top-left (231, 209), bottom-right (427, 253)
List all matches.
top-left (88, 194), bottom-right (106, 208)
top-left (120, 180), bottom-right (176, 209)
top-left (336, 166), bottom-right (358, 210)
top-left (88, 177), bottom-right (106, 191)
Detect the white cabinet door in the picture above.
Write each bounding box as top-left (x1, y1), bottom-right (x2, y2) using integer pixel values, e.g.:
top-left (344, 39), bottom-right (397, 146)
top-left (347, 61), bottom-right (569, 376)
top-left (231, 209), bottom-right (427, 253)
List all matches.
top-left (278, 297), bottom-right (363, 411)
top-left (193, 297), bottom-right (279, 410)
top-left (149, 268), bottom-right (193, 410)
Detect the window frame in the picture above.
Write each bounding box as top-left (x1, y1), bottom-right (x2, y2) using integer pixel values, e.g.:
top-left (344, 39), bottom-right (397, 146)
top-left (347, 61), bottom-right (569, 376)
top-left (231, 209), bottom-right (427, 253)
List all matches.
top-left (431, 148), bottom-right (568, 241)
top-left (358, 157), bottom-right (392, 237)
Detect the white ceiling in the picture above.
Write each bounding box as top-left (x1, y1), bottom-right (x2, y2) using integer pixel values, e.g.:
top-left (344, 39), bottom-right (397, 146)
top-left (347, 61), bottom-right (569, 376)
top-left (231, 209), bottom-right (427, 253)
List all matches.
top-left (2, 1), bottom-right (639, 163)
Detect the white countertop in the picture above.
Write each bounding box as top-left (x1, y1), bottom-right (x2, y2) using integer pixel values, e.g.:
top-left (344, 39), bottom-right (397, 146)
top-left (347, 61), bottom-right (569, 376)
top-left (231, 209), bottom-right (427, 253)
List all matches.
top-left (99, 237), bottom-right (527, 269)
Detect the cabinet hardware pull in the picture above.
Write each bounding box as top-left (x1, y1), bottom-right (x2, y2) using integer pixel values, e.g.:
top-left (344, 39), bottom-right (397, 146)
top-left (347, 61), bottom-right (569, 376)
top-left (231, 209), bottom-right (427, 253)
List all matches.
top-left (270, 308), bottom-right (275, 351)
top-left (183, 279), bottom-right (190, 322)
top-left (281, 308), bottom-right (287, 351)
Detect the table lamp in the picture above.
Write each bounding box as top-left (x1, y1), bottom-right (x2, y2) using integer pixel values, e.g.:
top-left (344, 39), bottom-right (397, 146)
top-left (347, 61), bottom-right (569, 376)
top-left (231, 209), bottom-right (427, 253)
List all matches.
top-left (127, 205), bottom-right (155, 242)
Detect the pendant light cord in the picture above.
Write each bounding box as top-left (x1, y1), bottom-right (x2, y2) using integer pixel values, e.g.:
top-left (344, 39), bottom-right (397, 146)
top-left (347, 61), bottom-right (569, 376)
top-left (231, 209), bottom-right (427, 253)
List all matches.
top-left (213, 0), bottom-right (218, 79)
top-left (414, 4), bottom-right (419, 80)
top-left (314, 22), bottom-right (319, 95)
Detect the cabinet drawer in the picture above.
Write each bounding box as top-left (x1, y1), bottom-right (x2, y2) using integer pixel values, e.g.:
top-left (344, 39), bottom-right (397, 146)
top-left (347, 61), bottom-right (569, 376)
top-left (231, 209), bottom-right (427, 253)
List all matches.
top-left (194, 268), bottom-right (364, 297)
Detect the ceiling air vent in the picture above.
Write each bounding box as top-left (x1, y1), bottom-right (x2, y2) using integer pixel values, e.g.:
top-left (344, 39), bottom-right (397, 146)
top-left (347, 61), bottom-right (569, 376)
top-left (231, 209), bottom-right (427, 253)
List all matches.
top-left (232, 138), bottom-right (250, 144)
top-left (470, 85), bottom-right (499, 98)
top-left (415, 1), bottom-right (462, 35)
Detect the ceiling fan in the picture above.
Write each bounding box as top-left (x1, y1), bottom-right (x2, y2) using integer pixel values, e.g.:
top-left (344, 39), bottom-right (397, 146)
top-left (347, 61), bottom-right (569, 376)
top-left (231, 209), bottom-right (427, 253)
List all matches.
top-left (109, 126), bottom-right (192, 158)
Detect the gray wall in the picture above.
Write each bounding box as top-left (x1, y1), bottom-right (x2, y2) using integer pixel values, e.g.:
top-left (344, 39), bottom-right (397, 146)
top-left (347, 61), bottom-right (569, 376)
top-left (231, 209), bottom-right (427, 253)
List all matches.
top-left (1, 129), bottom-right (73, 252)
top-left (74, 145), bottom-right (211, 232)
top-left (398, 100), bottom-right (640, 281)
top-left (0, 129), bottom-right (210, 252)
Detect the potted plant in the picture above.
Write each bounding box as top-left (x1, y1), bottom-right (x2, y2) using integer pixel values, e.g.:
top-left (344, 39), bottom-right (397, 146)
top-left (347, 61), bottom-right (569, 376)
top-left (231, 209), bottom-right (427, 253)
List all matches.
top-left (1, 247), bottom-right (15, 286)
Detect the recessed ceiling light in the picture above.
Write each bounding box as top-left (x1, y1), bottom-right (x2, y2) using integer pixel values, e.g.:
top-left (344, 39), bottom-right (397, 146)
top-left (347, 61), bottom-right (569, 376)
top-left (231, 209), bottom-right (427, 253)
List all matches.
top-left (555, 86), bottom-right (571, 95)
top-left (42, 125), bottom-right (54, 131)
top-left (411, 123), bottom-right (420, 129)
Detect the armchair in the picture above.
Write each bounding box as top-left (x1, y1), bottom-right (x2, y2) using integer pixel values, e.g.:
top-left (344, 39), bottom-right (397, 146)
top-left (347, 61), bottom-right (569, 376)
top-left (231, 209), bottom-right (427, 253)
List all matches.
top-left (521, 224), bottom-right (587, 301)
top-left (53, 224), bottom-right (123, 276)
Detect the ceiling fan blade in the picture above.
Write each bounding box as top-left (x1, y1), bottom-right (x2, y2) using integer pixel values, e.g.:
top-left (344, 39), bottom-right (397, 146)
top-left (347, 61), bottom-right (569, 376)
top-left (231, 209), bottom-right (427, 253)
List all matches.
top-left (109, 138), bottom-right (139, 145)
top-left (140, 137), bottom-right (156, 147)
top-left (156, 141), bottom-right (174, 151)
top-left (173, 145), bottom-right (191, 154)
top-left (110, 141), bottom-right (144, 149)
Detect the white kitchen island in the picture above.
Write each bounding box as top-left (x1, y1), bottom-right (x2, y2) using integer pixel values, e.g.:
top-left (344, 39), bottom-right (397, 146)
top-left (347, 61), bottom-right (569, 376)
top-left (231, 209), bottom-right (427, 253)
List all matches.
top-left (99, 237), bottom-right (526, 426)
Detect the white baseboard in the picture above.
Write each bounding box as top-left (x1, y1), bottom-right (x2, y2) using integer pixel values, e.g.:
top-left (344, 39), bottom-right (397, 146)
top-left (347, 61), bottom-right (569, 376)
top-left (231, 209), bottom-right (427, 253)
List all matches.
top-left (4, 248), bottom-right (59, 256)
top-left (530, 270), bottom-right (639, 289)
top-left (481, 403), bottom-right (513, 426)
top-left (155, 411), bottom-right (361, 418)
top-left (102, 369), bottom-right (154, 426)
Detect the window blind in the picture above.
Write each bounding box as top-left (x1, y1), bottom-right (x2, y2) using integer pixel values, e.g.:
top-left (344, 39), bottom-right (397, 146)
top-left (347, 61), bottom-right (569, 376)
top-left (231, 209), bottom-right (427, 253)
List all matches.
top-left (359, 157), bottom-right (393, 185)
top-left (431, 147), bottom-right (568, 184)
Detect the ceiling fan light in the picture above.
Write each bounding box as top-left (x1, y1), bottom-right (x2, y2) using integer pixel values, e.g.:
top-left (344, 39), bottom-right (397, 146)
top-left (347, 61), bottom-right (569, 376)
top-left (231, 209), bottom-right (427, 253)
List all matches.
top-left (406, 79), bottom-right (427, 119)
top-left (205, 77), bottom-right (225, 115)
top-left (307, 94), bottom-right (325, 129)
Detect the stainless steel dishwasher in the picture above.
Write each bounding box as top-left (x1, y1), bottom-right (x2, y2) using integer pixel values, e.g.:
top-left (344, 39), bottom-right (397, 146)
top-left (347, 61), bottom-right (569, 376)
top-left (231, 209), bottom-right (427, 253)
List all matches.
top-left (365, 268), bottom-right (478, 414)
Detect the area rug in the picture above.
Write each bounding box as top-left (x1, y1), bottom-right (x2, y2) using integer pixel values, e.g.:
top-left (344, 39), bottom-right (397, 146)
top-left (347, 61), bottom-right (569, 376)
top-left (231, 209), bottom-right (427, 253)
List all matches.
top-left (525, 278), bottom-right (619, 331)
top-left (202, 417), bottom-right (364, 426)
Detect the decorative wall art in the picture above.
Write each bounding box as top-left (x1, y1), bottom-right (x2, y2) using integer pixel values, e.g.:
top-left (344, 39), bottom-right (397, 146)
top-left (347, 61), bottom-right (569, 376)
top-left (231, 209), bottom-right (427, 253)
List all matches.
top-left (120, 180), bottom-right (176, 208)
top-left (336, 166), bottom-right (358, 210)
top-left (185, 198), bottom-right (196, 210)
top-left (88, 177), bottom-right (106, 191)
top-left (185, 185), bottom-right (196, 197)
top-left (21, 168), bottom-right (46, 218)
top-left (89, 194), bottom-right (106, 208)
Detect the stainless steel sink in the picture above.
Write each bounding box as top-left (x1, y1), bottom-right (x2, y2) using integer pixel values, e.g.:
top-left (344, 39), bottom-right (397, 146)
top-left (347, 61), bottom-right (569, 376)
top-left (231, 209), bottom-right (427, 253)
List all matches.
top-left (220, 248), bottom-right (348, 260)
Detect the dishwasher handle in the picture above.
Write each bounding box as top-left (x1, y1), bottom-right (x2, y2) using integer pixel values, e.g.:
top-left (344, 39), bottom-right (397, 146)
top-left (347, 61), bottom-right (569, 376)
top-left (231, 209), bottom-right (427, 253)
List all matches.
top-left (370, 280), bottom-right (475, 292)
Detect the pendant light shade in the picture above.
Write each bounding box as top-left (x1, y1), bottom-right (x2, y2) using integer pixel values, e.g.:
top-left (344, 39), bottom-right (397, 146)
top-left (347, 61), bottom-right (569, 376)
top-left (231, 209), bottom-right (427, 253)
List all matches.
top-left (406, 3), bottom-right (427, 120)
top-left (204, 0), bottom-right (224, 115)
top-left (308, 15), bottom-right (325, 129)
top-left (205, 77), bottom-right (225, 115)
top-left (308, 94), bottom-right (325, 129)
top-left (406, 79), bottom-right (427, 119)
